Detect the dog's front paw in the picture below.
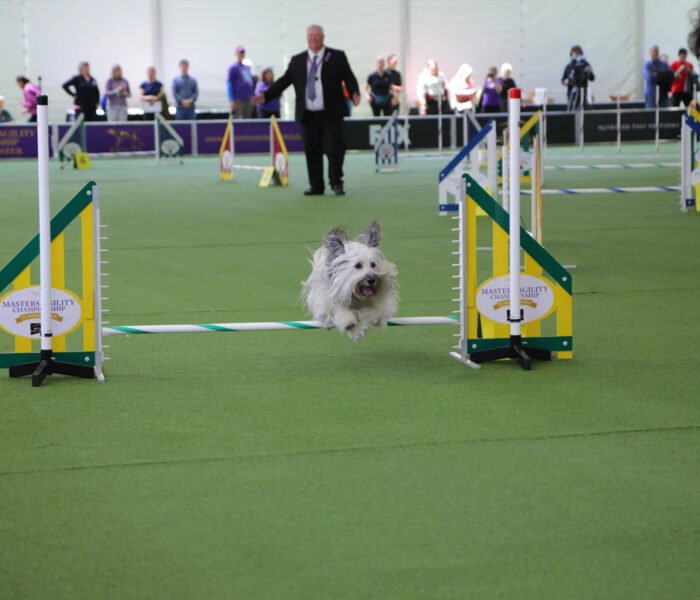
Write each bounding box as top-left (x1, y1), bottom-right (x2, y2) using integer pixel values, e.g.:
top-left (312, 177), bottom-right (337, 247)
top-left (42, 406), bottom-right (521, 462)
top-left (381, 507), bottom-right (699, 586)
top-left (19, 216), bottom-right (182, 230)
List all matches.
top-left (333, 308), bottom-right (358, 335)
top-left (346, 325), bottom-right (366, 341)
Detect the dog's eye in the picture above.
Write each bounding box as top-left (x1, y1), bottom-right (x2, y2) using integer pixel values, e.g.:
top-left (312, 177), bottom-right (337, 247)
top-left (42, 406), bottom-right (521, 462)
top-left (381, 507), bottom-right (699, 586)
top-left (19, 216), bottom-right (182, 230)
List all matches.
top-left (354, 262), bottom-right (362, 269)
top-left (370, 262), bottom-right (376, 268)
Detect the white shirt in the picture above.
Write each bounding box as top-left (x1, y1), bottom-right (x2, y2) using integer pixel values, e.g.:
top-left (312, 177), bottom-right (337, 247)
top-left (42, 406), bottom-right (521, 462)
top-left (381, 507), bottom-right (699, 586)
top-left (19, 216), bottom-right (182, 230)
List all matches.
top-left (306, 47), bottom-right (325, 111)
top-left (416, 69), bottom-right (447, 104)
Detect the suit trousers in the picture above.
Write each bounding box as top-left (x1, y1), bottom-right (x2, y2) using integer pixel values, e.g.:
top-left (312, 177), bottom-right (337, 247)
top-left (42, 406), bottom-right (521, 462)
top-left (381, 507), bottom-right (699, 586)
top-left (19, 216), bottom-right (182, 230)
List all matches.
top-left (301, 110), bottom-right (345, 190)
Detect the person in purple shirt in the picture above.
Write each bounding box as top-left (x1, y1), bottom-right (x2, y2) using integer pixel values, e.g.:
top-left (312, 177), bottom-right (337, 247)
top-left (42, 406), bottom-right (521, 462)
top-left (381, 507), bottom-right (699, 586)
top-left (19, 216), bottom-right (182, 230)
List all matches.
top-left (15, 76), bottom-right (41, 122)
top-left (480, 66), bottom-right (503, 113)
top-left (254, 68), bottom-right (281, 118)
top-left (227, 45), bottom-right (255, 119)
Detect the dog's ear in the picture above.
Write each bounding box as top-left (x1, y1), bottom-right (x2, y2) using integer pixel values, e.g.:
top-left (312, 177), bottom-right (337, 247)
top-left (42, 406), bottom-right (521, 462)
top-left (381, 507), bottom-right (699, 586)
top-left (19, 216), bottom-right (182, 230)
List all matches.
top-left (324, 227), bottom-right (346, 264)
top-left (359, 221), bottom-right (382, 248)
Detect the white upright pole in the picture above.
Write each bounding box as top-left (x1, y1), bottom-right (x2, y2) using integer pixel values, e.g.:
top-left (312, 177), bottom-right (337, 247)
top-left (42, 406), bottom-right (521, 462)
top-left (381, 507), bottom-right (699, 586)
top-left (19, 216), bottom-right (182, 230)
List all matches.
top-left (36, 96), bottom-right (53, 357)
top-left (508, 88), bottom-right (521, 339)
top-left (616, 93), bottom-right (622, 154)
top-left (654, 86), bottom-right (660, 154)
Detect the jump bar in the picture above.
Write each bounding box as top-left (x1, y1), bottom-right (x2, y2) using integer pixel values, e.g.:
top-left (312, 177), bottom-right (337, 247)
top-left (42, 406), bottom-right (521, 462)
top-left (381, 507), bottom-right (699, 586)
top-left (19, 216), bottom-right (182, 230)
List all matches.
top-left (103, 316), bottom-right (459, 335)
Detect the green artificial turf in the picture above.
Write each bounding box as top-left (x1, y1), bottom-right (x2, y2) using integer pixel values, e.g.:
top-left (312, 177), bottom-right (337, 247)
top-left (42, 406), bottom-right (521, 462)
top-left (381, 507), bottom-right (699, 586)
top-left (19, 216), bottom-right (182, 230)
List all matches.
top-left (0, 143), bottom-right (699, 599)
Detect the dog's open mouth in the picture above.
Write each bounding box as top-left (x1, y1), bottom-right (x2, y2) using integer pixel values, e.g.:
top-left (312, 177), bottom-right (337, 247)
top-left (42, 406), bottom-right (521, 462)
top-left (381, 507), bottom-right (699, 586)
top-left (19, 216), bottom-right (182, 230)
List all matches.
top-left (356, 281), bottom-right (378, 299)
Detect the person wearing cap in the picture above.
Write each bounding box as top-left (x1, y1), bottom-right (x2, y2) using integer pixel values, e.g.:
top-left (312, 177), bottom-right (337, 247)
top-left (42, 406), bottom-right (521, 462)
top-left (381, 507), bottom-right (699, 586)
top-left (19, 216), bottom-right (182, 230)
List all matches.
top-left (227, 45), bottom-right (255, 119)
top-left (670, 48), bottom-right (695, 107)
top-left (562, 45), bottom-right (594, 110)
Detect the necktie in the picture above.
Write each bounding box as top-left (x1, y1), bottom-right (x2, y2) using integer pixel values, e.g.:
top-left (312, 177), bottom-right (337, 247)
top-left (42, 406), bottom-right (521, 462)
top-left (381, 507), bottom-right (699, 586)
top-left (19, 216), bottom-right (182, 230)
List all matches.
top-left (307, 55), bottom-right (318, 101)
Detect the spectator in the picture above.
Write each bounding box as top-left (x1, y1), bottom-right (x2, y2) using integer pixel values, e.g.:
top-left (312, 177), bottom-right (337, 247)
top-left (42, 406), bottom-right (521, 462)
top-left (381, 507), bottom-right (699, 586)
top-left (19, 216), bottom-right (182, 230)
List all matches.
top-left (643, 45), bottom-right (671, 108)
top-left (140, 66), bottom-right (169, 120)
top-left (62, 61), bottom-right (100, 121)
top-left (498, 63), bottom-right (516, 111)
top-left (562, 45), bottom-right (594, 110)
top-left (480, 67), bottom-right (502, 113)
top-left (254, 24), bottom-right (360, 196)
top-left (15, 76), bottom-right (41, 122)
top-left (448, 63), bottom-right (476, 113)
top-left (227, 45), bottom-right (255, 119)
top-left (386, 53), bottom-right (403, 113)
top-left (104, 64), bottom-right (131, 122)
top-left (417, 59), bottom-right (449, 115)
top-left (365, 57), bottom-right (394, 116)
top-left (671, 48), bottom-right (695, 107)
top-left (172, 59), bottom-right (198, 120)
top-left (0, 96), bottom-right (15, 123)
top-left (254, 68), bottom-right (281, 118)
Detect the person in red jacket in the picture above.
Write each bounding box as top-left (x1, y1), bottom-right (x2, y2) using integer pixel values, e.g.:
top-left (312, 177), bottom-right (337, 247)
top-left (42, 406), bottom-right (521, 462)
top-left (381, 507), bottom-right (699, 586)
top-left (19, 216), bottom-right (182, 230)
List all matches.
top-left (671, 48), bottom-right (695, 107)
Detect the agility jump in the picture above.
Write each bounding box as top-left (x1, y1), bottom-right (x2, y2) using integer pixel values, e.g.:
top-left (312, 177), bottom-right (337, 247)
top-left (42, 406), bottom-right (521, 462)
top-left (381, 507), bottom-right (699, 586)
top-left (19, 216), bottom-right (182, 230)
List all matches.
top-left (219, 114), bottom-right (289, 186)
top-left (0, 92), bottom-right (574, 385)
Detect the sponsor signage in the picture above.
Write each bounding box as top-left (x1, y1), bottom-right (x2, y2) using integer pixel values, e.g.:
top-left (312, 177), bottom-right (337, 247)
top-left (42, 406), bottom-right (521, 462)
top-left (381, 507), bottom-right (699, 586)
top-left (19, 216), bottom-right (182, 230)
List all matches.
top-left (0, 286), bottom-right (83, 338)
top-left (476, 274), bottom-right (555, 324)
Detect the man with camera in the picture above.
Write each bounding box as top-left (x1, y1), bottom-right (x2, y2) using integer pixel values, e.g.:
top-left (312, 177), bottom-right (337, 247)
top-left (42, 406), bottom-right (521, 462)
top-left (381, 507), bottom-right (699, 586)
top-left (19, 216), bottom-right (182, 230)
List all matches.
top-left (562, 45), bottom-right (595, 111)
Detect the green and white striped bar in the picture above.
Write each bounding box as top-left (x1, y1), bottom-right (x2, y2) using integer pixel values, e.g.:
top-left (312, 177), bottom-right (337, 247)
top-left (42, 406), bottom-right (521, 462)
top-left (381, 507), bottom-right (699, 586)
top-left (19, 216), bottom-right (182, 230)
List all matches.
top-left (544, 162), bottom-right (679, 171)
top-left (103, 316), bottom-right (458, 336)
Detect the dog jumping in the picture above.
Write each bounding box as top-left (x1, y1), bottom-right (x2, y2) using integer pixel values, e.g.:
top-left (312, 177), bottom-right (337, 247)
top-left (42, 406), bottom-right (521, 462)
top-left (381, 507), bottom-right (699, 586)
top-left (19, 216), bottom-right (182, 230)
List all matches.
top-left (302, 222), bottom-right (398, 340)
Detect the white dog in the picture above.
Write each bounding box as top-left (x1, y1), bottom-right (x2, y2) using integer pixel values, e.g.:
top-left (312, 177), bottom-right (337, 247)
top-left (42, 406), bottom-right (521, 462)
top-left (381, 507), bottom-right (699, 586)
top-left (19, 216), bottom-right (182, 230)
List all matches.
top-left (302, 221), bottom-right (398, 340)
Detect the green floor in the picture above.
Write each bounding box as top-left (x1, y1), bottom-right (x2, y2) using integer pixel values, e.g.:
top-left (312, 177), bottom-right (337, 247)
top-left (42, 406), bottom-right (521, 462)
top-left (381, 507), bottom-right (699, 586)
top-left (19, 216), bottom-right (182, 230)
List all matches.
top-left (1, 144), bottom-right (699, 599)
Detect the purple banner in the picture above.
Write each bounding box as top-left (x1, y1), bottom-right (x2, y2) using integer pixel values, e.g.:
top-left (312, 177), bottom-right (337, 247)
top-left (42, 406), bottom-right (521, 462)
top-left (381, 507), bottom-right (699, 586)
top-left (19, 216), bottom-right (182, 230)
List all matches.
top-left (197, 122), bottom-right (228, 155)
top-left (2, 119), bottom-right (303, 159)
top-left (0, 126), bottom-right (38, 158)
top-left (86, 123), bottom-right (155, 154)
top-left (279, 121), bottom-right (304, 152)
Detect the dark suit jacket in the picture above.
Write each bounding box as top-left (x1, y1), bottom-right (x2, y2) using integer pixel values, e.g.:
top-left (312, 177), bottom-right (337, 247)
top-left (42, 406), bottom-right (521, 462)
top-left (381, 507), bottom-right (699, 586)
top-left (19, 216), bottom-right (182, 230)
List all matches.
top-left (264, 47), bottom-right (359, 123)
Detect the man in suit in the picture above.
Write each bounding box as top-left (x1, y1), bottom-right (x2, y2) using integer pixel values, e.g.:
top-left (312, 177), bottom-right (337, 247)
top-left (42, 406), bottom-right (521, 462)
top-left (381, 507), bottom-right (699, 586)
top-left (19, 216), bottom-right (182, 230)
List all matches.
top-left (254, 24), bottom-right (360, 195)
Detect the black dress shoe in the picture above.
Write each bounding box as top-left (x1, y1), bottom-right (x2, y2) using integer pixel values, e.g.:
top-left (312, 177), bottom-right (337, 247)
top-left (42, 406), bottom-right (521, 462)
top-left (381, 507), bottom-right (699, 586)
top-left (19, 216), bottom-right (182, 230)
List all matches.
top-left (303, 187), bottom-right (324, 196)
top-left (332, 185), bottom-right (345, 196)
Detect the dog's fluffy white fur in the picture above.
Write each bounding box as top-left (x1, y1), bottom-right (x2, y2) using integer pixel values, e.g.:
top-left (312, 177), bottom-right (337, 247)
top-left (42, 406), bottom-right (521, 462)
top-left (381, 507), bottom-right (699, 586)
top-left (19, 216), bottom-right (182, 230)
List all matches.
top-left (301, 222), bottom-right (398, 340)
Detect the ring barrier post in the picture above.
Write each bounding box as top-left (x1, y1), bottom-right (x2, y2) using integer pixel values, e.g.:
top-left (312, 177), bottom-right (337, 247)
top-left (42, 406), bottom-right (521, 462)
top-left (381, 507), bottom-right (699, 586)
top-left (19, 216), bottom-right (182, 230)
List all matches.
top-left (56, 113), bottom-right (86, 167)
top-left (655, 87), bottom-right (660, 154)
top-left (375, 111), bottom-right (400, 172)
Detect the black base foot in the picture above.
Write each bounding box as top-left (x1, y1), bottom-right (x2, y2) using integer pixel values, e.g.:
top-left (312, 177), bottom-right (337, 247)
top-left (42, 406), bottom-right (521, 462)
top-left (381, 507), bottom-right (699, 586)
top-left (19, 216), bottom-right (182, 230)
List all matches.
top-left (9, 350), bottom-right (95, 387)
top-left (470, 336), bottom-right (551, 371)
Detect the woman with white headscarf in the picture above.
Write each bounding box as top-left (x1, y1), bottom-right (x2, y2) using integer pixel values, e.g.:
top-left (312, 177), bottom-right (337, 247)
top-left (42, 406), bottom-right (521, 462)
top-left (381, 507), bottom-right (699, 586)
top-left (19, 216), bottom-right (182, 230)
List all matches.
top-left (498, 63), bottom-right (516, 111)
top-left (448, 63), bottom-right (477, 112)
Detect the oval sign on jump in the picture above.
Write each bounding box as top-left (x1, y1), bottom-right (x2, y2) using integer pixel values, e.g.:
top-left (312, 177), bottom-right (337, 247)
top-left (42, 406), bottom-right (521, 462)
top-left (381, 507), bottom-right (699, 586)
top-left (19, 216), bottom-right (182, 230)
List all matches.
top-left (0, 286), bottom-right (83, 339)
top-left (476, 274), bottom-right (555, 324)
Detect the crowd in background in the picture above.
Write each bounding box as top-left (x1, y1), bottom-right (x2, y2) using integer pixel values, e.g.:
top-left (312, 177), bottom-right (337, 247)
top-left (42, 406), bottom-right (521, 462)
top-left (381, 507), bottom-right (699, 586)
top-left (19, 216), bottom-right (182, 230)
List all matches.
top-left (0, 43), bottom-right (696, 124)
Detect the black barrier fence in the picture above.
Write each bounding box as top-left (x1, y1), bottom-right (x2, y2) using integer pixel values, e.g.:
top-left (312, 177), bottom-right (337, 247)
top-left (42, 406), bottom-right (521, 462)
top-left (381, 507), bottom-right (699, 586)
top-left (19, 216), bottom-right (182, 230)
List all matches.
top-left (0, 108), bottom-right (684, 159)
top-left (342, 108), bottom-right (683, 152)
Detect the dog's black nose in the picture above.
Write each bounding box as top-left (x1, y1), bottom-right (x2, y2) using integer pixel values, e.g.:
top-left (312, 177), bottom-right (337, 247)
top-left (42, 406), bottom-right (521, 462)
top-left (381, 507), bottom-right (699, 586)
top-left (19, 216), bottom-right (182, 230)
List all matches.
top-left (366, 277), bottom-right (376, 286)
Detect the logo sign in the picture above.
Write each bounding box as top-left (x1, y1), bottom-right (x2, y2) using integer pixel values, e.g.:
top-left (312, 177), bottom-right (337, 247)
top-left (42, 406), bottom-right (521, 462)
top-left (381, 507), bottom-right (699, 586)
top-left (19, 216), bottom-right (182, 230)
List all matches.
top-left (476, 274), bottom-right (554, 324)
top-left (0, 287), bottom-right (82, 339)
top-left (369, 122), bottom-right (409, 147)
top-left (274, 151), bottom-right (287, 175)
